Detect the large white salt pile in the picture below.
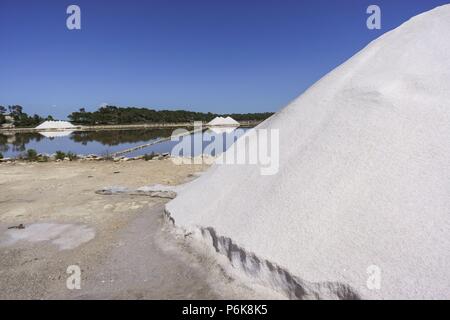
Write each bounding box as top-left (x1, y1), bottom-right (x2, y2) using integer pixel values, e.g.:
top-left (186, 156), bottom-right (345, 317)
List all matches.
top-left (166, 5), bottom-right (450, 299)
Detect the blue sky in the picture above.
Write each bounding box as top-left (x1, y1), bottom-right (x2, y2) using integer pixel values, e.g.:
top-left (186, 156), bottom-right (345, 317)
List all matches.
top-left (0, 0), bottom-right (448, 119)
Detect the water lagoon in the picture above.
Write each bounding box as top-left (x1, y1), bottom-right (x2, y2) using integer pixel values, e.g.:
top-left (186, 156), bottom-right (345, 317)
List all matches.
top-left (0, 127), bottom-right (250, 158)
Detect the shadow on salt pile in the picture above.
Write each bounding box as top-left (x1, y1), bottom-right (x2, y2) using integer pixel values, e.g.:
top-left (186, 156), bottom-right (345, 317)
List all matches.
top-left (164, 213), bottom-right (361, 300)
top-left (201, 227), bottom-right (361, 300)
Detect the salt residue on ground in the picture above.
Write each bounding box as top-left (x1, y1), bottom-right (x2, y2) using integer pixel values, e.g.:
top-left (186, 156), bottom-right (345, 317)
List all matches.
top-left (0, 223), bottom-right (95, 250)
top-left (166, 5), bottom-right (450, 299)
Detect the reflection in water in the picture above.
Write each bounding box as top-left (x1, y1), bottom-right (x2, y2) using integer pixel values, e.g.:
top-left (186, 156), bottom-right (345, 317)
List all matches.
top-left (208, 127), bottom-right (238, 134)
top-left (39, 131), bottom-right (74, 138)
top-left (0, 127), bottom-right (249, 158)
top-left (158, 126), bottom-right (247, 158)
top-left (0, 132), bottom-right (44, 154)
top-left (69, 128), bottom-right (177, 146)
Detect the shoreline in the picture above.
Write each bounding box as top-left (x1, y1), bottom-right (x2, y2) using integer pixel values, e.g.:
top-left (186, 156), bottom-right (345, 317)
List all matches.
top-left (0, 153), bottom-right (218, 164)
top-left (0, 121), bottom-right (261, 134)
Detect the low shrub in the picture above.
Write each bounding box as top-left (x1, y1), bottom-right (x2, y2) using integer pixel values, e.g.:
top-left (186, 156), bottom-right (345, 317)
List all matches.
top-left (0, 152), bottom-right (3, 159)
top-left (26, 149), bottom-right (38, 161)
top-left (66, 152), bottom-right (78, 161)
top-left (38, 155), bottom-right (49, 162)
top-left (55, 151), bottom-right (66, 160)
top-left (102, 151), bottom-right (113, 161)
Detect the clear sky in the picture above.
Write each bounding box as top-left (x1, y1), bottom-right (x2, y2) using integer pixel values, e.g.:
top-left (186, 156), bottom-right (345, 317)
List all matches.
top-left (1, 0), bottom-right (449, 119)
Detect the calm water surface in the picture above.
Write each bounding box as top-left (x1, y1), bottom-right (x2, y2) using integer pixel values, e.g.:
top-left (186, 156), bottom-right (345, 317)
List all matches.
top-left (0, 128), bottom-right (250, 158)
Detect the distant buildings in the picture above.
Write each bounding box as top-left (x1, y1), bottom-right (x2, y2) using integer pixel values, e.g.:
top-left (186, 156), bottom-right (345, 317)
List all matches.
top-left (1, 114), bottom-right (15, 128)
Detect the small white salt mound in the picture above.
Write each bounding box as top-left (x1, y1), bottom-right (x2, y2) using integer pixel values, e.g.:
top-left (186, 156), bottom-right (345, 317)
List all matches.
top-left (207, 117), bottom-right (224, 126)
top-left (167, 5), bottom-right (450, 299)
top-left (207, 116), bottom-right (240, 127)
top-left (224, 116), bottom-right (240, 126)
top-left (35, 120), bottom-right (76, 130)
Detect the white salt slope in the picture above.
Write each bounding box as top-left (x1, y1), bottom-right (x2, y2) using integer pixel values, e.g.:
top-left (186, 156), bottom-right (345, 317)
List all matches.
top-left (167, 5), bottom-right (450, 300)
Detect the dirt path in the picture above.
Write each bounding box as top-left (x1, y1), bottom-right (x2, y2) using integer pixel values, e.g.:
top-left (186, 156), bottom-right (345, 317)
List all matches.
top-left (70, 200), bottom-right (219, 299)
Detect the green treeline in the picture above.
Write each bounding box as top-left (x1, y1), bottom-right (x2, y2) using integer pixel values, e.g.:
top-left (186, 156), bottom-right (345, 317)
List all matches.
top-left (1, 105), bottom-right (274, 127)
top-left (68, 106), bottom-right (273, 125)
top-left (0, 105), bottom-right (53, 127)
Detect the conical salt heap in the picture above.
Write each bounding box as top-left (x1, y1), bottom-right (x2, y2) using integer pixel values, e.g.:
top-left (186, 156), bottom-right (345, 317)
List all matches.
top-left (167, 5), bottom-right (450, 299)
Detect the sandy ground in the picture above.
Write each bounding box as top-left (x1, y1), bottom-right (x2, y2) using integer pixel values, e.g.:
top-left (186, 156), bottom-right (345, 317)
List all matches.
top-left (0, 160), bottom-right (284, 300)
top-left (0, 160), bottom-right (223, 299)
